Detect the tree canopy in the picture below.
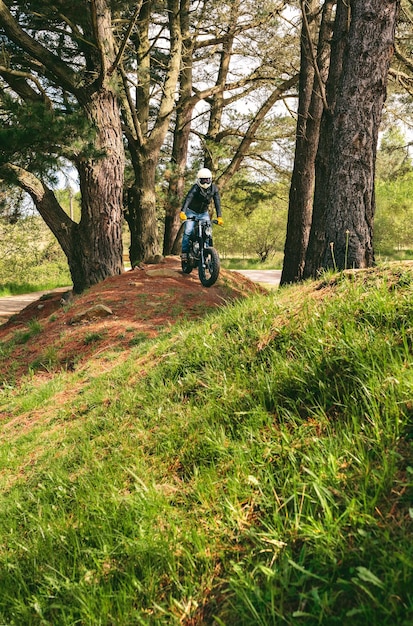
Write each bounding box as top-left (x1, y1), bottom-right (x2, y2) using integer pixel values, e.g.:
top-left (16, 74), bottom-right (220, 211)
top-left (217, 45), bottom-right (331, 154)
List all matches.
top-left (0, 0), bottom-right (410, 290)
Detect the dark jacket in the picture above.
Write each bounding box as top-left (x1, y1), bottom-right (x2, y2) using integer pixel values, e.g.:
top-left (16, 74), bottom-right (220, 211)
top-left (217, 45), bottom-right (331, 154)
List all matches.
top-left (182, 183), bottom-right (222, 217)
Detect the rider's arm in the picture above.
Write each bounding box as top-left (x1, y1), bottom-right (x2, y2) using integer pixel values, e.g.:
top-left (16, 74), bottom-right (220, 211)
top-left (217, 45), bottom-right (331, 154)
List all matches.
top-left (213, 186), bottom-right (222, 218)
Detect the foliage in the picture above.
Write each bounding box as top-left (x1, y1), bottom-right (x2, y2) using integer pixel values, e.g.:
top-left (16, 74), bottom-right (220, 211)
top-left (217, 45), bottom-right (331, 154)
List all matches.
top-left (0, 94), bottom-right (96, 177)
top-left (0, 184), bottom-right (27, 222)
top-left (373, 126), bottom-right (413, 256)
top-left (55, 188), bottom-right (81, 224)
top-left (220, 255), bottom-right (283, 270)
top-left (375, 171), bottom-right (413, 254)
top-left (1, 264), bottom-right (413, 623)
top-left (214, 177), bottom-right (289, 261)
top-left (376, 126), bottom-right (413, 182)
top-left (0, 216), bottom-right (71, 293)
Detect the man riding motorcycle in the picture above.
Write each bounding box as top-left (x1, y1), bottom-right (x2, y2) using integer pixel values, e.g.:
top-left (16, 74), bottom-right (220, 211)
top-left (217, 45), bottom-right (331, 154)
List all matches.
top-left (180, 167), bottom-right (223, 261)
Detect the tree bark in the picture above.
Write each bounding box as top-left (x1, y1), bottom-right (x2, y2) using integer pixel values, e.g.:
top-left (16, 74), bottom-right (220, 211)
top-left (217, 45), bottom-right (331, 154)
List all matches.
top-left (163, 99), bottom-right (194, 256)
top-left (74, 89), bottom-right (124, 291)
top-left (125, 151), bottom-right (162, 265)
top-left (163, 0), bottom-right (193, 256)
top-left (16, 87), bottom-right (125, 293)
top-left (280, 0), bottom-right (334, 285)
top-left (304, 0), bottom-right (351, 278)
top-left (307, 0), bottom-right (400, 274)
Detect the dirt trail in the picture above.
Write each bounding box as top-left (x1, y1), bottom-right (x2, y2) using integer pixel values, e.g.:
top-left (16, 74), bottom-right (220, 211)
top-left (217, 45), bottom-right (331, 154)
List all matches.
top-left (0, 257), bottom-right (268, 382)
top-left (0, 270), bottom-right (280, 325)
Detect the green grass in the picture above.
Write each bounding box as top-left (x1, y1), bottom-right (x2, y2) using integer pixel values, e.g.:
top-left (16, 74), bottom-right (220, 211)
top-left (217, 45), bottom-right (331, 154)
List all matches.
top-left (0, 281), bottom-right (63, 296)
top-left (0, 320), bottom-right (43, 372)
top-left (375, 248), bottom-right (413, 263)
top-left (0, 261), bottom-right (71, 296)
top-left (0, 264), bottom-right (413, 624)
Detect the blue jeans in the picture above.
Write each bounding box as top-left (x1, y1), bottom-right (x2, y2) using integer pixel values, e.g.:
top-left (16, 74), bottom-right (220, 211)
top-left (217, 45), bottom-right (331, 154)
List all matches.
top-left (181, 210), bottom-right (210, 253)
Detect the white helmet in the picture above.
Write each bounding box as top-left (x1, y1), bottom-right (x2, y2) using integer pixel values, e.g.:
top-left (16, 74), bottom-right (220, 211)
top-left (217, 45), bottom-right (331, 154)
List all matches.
top-left (197, 167), bottom-right (212, 189)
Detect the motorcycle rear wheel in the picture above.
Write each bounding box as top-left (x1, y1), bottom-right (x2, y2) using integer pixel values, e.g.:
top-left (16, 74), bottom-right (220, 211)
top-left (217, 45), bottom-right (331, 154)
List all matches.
top-left (198, 247), bottom-right (220, 287)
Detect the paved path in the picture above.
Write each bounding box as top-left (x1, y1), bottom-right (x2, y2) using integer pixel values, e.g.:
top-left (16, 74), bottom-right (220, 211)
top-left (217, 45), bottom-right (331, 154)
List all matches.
top-left (234, 269), bottom-right (281, 286)
top-left (0, 288), bottom-right (69, 324)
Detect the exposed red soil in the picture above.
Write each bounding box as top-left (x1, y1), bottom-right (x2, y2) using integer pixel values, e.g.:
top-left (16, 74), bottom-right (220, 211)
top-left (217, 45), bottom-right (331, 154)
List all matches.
top-left (0, 256), bottom-right (266, 383)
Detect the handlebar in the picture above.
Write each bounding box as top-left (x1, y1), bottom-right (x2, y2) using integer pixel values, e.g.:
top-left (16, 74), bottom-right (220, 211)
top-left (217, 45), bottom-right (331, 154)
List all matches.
top-left (185, 216), bottom-right (218, 224)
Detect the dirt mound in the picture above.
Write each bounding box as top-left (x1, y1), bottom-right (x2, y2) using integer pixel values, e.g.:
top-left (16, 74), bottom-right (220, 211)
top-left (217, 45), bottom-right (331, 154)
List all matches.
top-left (0, 256), bottom-right (266, 383)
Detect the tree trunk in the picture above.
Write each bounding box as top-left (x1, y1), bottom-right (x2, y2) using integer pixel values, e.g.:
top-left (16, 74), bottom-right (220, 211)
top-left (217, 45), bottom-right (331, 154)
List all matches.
top-left (304, 0), bottom-right (350, 279)
top-left (162, 0), bottom-right (194, 256)
top-left (307, 0), bottom-right (400, 274)
top-left (125, 152), bottom-right (161, 266)
top-left (162, 0), bottom-right (192, 256)
top-left (162, 101), bottom-right (194, 255)
top-left (280, 0), bottom-right (322, 285)
top-left (73, 90), bottom-right (124, 291)
top-left (280, 0), bottom-right (334, 285)
top-left (121, 0), bottom-right (182, 264)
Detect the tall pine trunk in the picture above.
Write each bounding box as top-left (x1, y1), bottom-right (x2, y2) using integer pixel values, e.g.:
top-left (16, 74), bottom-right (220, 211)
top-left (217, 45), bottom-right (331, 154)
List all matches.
top-left (162, 2), bottom-right (194, 257)
top-left (3, 89), bottom-right (125, 294)
top-left (70, 91), bottom-right (124, 292)
top-left (162, 102), bottom-right (194, 255)
top-left (163, 0), bottom-right (192, 256)
top-left (307, 0), bottom-right (399, 274)
top-left (304, 0), bottom-right (349, 279)
top-left (281, 0), bottom-right (334, 285)
top-left (125, 151), bottom-right (161, 266)
top-left (280, 0), bottom-right (317, 285)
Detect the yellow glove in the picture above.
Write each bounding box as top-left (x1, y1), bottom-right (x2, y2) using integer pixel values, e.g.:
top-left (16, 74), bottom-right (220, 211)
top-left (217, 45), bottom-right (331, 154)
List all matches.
top-left (179, 211), bottom-right (187, 221)
top-left (217, 217), bottom-right (223, 226)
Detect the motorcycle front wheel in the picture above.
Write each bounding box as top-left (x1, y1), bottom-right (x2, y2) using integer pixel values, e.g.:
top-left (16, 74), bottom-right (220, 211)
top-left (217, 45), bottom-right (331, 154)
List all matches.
top-left (198, 247), bottom-right (220, 287)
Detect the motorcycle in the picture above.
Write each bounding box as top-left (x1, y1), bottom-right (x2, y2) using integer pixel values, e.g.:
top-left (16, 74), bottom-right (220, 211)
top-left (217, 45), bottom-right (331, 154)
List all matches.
top-left (181, 216), bottom-right (221, 287)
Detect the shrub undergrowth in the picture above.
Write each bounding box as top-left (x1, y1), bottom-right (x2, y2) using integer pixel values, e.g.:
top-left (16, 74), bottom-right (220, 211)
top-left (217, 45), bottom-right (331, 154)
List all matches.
top-left (0, 260), bottom-right (71, 296)
top-left (0, 265), bottom-right (412, 624)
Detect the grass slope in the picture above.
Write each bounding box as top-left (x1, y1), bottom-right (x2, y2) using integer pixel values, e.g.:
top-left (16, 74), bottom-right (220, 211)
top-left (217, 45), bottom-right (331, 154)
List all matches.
top-left (1, 264), bottom-right (413, 625)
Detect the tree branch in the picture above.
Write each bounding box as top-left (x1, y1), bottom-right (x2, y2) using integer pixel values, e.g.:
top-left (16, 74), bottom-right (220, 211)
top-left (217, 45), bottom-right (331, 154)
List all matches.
top-left (0, 163), bottom-right (74, 255)
top-left (300, 0), bottom-right (328, 111)
top-left (119, 66), bottom-right (145, 147)
top-left (0, 66), bottom-right (52, 105)
top-left (218, 73), bottom-right (299, 189)
top-left (109, 1), bottom-right (144, 75)
top-left (148, 0), bottom-right (182, 152)
top-left (0, 0), bottom-right (79, 94)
